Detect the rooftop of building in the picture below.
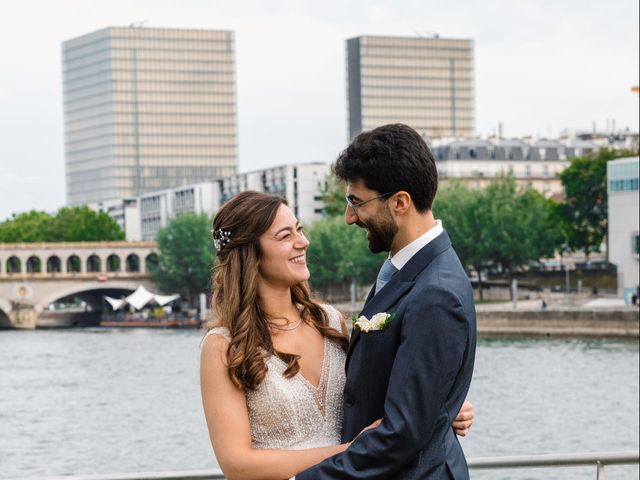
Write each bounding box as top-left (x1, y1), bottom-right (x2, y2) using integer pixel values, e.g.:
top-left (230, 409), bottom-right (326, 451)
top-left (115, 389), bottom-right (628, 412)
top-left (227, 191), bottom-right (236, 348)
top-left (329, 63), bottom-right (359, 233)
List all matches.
top-left (608, 156), bottom-right (639, 166)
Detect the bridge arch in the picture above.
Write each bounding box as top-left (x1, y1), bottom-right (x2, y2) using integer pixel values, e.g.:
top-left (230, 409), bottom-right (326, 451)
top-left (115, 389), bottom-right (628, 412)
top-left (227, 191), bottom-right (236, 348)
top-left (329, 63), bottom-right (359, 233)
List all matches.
top-left (66, 255), bottom-right (81, 273)
top-left (145, 253), bottom-right (159, 272)
top-left (6, 256), bottom-right (21, 273)
top-left (26, 256), bottom-right (42, 273)
top-left (47, 255), bottom-right (62, 273)
top-left (0, 299), bottom-right (10, 328)
top-left (126, 254), bottom-right (140, 272)
top-left (86, 255), bottom-right (101, 273)
top-left (0, 298), bottom-right (11, 315)
top-left (39, 282), bottom-right (143, 312)
top-left (106, 254), bottom-right (121, 272)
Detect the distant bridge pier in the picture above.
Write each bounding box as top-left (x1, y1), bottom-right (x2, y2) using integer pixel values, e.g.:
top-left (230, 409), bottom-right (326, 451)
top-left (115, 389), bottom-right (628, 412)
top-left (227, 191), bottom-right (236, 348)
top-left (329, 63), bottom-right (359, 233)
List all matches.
top-left (8, 302), bottom-right (40, 330)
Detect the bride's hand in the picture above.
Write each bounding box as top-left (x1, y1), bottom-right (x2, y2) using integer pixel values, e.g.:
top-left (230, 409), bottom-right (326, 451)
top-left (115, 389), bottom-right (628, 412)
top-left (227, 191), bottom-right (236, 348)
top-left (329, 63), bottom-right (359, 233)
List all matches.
top-left (452, 400), bottom-right (474, 436)
top-left (344, 418), bottom-right (382, 448)
top-left (361, 418), bottom-right (382, 434)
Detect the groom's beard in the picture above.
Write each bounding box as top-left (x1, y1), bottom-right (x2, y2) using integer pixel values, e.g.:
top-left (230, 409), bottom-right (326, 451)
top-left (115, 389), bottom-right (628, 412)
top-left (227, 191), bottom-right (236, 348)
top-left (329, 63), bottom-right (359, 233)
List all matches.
top-left (357, 208), bottom-right (398, 254)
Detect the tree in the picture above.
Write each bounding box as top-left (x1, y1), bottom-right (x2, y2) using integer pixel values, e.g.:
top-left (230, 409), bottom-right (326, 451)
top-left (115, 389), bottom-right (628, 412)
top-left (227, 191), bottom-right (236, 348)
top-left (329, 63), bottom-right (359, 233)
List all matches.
top-left (306, 215), bottom-right (385, 294)
top-left (53, 206), bottom-right (125, 241)
top-left (434, 182), bottom-right (488, 299)
top-left (556, 148), bottom-right (638, 257)
top-left (435, 177), bottom-right (562, 299)
top-left (149, 213), bottom-right (214, 307)
top-left (0, 207), bottom-right (124, 243)
top-left (481, 178), bottom-right (561, 277)
top-left (319, 173), bottom-right (347, 217)
top-left (0, 210), bottom-right (54, 243)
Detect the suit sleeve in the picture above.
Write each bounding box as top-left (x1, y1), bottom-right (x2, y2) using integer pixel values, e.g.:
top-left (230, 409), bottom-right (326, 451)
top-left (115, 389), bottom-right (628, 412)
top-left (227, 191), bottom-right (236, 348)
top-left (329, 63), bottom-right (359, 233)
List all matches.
top-left (296, 287), bottom-right (469, 479)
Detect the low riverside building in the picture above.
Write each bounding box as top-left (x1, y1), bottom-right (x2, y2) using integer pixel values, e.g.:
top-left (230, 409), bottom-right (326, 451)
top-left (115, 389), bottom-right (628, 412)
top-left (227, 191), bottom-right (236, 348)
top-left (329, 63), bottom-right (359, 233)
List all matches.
top-left (138, 182), bottom-right (221, 241)
top-left (430, 137), bottom-right (598, 197)
top-left (607, 156), bottom-right (640, 303)
top-left (91, 162), bottom-right (330, 241)
top-left (90, 198), bottom-right (141, 242)
top-left (219, 162), bottom-right (330, 222)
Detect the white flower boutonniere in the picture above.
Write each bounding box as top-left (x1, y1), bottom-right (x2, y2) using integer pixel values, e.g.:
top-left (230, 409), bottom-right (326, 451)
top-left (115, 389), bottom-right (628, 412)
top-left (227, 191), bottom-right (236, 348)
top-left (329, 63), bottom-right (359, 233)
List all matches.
top-left (352, 312), bottom-right (395, 332)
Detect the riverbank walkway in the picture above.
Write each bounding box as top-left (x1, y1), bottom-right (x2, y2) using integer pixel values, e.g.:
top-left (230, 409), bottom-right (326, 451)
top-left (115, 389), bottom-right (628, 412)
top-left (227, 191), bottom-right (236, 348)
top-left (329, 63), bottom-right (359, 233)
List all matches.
top-left (333, 293), bottom-right (639, 338)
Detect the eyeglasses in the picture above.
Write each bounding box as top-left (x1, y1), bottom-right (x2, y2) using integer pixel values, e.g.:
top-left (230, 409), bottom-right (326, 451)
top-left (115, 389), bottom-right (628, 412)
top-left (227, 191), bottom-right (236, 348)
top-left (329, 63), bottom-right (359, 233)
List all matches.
top-left (345, 191), bottom-right (394, 217)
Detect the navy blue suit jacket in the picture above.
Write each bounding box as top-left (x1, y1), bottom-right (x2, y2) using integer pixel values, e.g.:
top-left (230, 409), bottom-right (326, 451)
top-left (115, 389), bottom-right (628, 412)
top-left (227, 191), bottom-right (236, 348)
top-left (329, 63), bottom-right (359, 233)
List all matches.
top-left (297, 231), bottom-right (477, 479)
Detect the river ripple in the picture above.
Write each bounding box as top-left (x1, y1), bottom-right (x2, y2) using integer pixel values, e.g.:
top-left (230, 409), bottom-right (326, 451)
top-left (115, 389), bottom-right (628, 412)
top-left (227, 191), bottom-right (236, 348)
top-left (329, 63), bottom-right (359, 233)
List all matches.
top-left (0, 330), bottom-right (638, 479)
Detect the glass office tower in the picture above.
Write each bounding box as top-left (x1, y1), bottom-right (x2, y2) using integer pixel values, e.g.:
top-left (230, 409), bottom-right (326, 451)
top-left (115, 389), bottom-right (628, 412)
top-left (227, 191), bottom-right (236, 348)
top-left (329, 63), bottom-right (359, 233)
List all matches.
top-left (62, 26), bottom-right (237, 205)
top-left (347, 35), bottom-right (475, 140)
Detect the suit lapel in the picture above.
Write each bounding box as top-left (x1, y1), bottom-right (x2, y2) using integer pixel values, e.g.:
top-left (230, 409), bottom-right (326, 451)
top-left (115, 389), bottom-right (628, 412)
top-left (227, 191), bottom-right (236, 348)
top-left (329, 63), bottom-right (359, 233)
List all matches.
top-left (345, 231), bottom-right (453, 370)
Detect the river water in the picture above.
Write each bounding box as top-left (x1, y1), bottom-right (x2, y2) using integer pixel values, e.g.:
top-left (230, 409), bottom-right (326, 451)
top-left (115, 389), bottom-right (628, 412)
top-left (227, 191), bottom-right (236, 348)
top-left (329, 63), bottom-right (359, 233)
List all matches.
top-left (0, 329), bottom-right (638, 479)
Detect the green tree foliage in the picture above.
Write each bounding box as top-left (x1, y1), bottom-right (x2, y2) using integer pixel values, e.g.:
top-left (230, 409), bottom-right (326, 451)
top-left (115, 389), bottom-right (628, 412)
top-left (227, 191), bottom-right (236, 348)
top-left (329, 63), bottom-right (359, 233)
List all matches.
top-left (53, 206), bottom-right (125, 241)
top-left (434, 182), bottom-right (487, 297)
top-left (320, 174), bottom-right (347, 217)
top-left (481, 178), bottom-right (561, 274)
top-left (149, 213), bottom-right (214, 306)
top-left (556, 148), bottom-right (638, 257)
top-left (435, 177), bottom-right (561, 299)
top-left (0, 207), bottom-right (124, 242)
top-left (306, 215), bottom-right (385, 293)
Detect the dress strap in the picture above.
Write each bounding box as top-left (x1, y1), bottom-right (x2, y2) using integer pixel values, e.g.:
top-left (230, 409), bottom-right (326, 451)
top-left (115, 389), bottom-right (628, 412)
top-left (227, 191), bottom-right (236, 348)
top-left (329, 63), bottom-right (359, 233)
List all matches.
top-left (321, 304), bottom-right (343, 330)
top-left (203, 326), bottom-right (232, 342)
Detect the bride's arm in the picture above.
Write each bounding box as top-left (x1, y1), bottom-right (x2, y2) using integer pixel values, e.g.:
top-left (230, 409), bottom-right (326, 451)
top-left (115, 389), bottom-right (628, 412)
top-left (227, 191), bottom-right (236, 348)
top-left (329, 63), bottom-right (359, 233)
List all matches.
top-left (200, 334), bottom-right (347, 480)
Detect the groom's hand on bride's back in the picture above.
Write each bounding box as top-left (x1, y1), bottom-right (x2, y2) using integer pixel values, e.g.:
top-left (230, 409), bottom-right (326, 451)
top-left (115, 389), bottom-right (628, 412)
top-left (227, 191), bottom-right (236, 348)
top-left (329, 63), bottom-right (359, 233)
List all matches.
top-left (352, 400), bottom-right (474, 445)
top-left (452, 400), bottom-right (474, 436)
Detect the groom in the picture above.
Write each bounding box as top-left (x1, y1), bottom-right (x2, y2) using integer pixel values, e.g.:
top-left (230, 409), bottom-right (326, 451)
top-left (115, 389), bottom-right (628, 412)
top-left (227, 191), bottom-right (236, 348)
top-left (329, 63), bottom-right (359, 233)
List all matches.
top-left (298, 124), bottom-right (477, 479)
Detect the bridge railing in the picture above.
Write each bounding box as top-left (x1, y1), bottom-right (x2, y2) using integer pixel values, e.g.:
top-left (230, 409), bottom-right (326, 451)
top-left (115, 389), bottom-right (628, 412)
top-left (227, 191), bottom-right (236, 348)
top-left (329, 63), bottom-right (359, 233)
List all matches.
top-left (7, 451), bottom-right (638, 480)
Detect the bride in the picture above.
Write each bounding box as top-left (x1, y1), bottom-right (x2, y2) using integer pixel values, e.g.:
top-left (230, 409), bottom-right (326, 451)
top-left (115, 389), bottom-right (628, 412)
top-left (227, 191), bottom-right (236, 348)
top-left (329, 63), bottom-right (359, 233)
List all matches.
top-left (200, 191), bottom-right (474, 480)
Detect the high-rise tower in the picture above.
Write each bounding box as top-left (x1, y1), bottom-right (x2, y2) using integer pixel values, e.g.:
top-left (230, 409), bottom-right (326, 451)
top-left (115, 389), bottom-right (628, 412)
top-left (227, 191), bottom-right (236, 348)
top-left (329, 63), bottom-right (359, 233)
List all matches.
top-left (62, 26), bottom-right (237, 205)
top-left (347, 35), bottom-right (474, 140)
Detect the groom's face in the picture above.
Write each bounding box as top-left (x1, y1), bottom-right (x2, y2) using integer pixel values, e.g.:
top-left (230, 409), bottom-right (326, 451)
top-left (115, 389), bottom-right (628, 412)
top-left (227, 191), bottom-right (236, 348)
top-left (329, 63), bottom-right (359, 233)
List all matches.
top-left (345, 179), bottom-right (398, 254)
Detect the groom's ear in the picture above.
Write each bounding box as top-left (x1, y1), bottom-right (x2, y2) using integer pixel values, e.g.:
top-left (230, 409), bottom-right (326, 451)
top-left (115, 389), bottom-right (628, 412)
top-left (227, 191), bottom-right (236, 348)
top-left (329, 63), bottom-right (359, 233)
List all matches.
top-left (390, 191), bottom-right (412, 216)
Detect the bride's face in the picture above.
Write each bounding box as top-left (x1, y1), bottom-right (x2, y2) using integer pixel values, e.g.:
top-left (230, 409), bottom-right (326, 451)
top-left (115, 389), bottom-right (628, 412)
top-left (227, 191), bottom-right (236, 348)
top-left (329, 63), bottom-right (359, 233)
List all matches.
top-left (258, 204), bottom-right (310, 288)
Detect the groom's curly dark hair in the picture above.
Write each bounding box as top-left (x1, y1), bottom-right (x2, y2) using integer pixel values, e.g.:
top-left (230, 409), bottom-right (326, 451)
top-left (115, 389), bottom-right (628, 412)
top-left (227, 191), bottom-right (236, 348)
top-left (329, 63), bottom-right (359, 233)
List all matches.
top-left (333, 123), bottom-right (438, 212)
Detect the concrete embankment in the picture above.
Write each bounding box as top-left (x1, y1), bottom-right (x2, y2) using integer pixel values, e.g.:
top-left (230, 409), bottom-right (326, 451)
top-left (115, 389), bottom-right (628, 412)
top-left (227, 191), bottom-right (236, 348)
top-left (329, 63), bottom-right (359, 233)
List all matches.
top-left (334, 301), bottom-right (639, 338)
top-left (476, 309), bottom-right (639, 338)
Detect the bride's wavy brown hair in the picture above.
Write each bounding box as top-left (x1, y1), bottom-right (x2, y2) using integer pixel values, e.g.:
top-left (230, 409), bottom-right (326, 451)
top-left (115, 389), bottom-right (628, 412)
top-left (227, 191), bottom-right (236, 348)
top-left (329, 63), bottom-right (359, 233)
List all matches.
top-left (210, 191), bottom-right (349, 391)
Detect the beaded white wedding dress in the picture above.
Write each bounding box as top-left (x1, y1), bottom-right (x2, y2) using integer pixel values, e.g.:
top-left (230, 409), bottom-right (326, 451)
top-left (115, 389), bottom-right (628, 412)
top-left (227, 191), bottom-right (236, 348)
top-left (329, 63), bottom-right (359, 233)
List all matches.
top-left (204, 305), bottom-right (346, 449)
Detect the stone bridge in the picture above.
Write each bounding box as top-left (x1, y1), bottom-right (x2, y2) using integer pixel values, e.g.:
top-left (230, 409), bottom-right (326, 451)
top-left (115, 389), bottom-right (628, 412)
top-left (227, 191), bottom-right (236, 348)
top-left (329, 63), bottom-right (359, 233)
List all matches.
top-left (0, 242), bottom-right (158, 329)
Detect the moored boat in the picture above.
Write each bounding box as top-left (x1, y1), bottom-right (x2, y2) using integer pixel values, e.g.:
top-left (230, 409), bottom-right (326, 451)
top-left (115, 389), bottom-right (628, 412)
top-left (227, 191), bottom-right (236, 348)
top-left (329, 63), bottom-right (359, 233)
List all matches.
top-left (99, 318), bottom-right (201, 328)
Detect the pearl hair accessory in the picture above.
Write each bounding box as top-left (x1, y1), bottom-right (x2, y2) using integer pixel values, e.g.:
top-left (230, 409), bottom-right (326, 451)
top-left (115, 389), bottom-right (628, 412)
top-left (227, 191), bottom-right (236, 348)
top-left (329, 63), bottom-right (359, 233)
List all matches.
top-left (212, 229), bottom-right (231, 252)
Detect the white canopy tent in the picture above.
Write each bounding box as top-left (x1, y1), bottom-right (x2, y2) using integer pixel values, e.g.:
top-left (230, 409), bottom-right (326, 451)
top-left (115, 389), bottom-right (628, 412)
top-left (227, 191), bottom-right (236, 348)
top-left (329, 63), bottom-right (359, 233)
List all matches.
top-left (104, 297), bottom-right (126, 311)
top-left (104, 285), bottom-right (180, 311)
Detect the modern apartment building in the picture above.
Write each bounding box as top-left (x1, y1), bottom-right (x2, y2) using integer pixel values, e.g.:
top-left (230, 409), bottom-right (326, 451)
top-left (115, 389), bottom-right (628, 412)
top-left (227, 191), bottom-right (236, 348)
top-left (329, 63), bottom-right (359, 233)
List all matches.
top-left (346, 35), bottom-right (474, 140)
top-left (607, 157), bottom-right (639, 303)
top-left (219, 163), bottom-right (330, 221)
top-left (62, 26), bottom-right (237, 205)
top-left (93, 163), bottom-right (331, 241)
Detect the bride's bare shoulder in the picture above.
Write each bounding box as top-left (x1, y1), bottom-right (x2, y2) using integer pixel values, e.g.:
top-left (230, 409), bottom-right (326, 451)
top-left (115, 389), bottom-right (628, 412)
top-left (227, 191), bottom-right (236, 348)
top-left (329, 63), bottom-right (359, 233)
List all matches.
top-left (201, 327), bottom-right (231, 366)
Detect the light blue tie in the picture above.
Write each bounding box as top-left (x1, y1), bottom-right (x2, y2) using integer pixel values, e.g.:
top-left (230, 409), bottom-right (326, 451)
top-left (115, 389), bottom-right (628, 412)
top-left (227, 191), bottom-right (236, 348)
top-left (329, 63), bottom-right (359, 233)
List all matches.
top-left (375, 258), bottom-right (397, 294)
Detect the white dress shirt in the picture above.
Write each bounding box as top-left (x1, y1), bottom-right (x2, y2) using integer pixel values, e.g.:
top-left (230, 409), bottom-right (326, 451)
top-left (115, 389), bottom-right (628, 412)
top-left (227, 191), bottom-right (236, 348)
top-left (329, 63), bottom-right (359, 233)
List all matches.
top-left (389, 219), bottom-right (443, 270)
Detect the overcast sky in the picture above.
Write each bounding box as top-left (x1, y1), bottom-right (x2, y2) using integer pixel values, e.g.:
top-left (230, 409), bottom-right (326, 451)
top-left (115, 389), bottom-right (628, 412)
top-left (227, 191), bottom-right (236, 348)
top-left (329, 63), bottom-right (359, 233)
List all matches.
top-left (1, 0), bottom-right (638, 220)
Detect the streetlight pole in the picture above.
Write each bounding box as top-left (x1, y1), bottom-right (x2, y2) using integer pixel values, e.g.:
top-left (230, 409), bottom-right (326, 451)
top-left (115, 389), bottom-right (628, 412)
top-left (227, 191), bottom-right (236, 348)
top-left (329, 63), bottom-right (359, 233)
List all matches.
top-left (347, 261), bottom-right (356, 310)
top-left (562, 243), bottom-right (571, 294)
